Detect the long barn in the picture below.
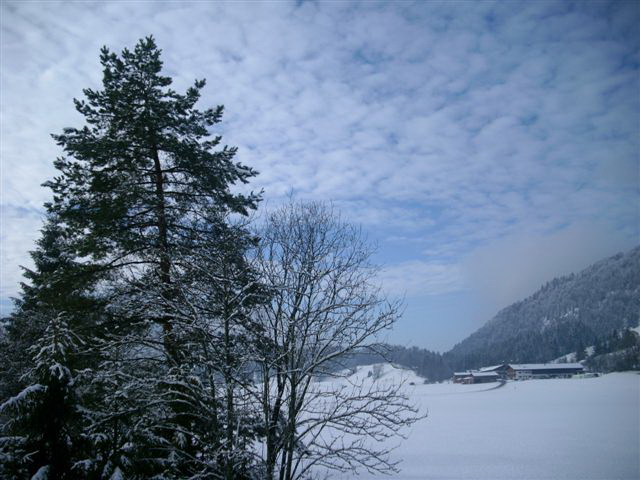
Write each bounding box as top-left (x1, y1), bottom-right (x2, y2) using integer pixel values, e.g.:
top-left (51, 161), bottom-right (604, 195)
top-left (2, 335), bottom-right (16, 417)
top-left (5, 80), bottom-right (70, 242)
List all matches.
top-left (506, 363), bottom-right (584, 380)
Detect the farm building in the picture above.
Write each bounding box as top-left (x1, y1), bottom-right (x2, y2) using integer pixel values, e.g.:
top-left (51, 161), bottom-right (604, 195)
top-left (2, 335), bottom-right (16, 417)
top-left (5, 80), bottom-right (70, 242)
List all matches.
top-left (469, 371), bottom-right (500, 383)
top-left (453, 371), bottom-right (473, 383)
top-left (453, 371), bottom-right (500, 384)
top-left (454, 363), bottom-right (584, 383)
top-left (479, 364), bottom-right (510, 377)
top-left (506, 363), bottom-right (584, 380)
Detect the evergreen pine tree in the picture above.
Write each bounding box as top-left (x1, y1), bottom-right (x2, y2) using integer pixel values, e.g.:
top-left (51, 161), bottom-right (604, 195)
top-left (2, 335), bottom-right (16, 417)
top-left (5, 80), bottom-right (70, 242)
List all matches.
top-left (45, 35), bottom-right (259, 360)
top-left (0, 214), bottom-right (101, 406)
top-left (2, 36), bottom-right (262, 478)
top-left (150, 215), bottom-right (266, 478)
top-left (0, 314), bottom-right (86, 479)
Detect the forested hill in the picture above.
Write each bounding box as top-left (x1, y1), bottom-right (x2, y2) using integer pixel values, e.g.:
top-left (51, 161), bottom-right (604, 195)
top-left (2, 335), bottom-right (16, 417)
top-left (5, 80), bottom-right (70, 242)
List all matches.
top-left (353, 246), bottom-right (640, 381)
top-left (446, 246), bottom-right (640, 370)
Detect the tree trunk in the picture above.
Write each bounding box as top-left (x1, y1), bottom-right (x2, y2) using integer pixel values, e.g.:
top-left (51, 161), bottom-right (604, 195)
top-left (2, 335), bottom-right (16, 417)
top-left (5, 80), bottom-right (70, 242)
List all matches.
top-left (284, 372), bottom-right (297, 480)
top-left (151, 143), bottom-right (177, 362)
top-left (224, 294), bottom-right (235, 480)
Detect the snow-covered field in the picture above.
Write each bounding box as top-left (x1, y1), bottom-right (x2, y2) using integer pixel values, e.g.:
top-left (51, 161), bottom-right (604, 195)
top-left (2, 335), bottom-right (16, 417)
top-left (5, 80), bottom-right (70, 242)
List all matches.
top-left (327, 366), bottom-right (639, 479)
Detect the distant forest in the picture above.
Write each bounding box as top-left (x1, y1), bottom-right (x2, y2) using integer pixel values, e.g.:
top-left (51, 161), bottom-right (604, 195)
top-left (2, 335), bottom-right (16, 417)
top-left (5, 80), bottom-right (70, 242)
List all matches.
top-left (354, 247), bottom-right (640, 382)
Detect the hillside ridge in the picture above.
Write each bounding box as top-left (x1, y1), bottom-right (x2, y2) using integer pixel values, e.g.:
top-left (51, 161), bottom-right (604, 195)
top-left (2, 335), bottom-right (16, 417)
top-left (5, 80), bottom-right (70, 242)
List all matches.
top-left (447, 245), bottom-right (640, 369)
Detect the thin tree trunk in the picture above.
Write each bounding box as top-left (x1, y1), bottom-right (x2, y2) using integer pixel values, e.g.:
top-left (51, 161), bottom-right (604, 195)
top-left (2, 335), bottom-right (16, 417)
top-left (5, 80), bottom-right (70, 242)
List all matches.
top-left (284, 372), bottom-right (297, 480)
top-left (224, 293), bottom-right (235, 480)
top-left (263, 367), bottom-right (275, 480)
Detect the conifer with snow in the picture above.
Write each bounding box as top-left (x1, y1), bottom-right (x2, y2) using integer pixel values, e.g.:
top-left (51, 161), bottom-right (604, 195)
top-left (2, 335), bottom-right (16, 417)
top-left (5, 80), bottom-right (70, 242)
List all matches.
top-left (2, 36), bottom-right (262, 478)
top-left (0, 314), bottom-right (86, 479)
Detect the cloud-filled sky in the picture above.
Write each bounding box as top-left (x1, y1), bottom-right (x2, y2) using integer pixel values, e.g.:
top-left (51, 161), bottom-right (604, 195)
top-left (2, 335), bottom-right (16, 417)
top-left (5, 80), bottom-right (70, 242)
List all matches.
top-left (1, 0), bottom-right (638, 351)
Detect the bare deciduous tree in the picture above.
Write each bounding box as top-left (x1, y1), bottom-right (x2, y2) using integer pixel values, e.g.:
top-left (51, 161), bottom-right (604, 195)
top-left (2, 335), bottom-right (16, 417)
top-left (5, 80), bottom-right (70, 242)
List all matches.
top-left (252, 200), bottom-right (423, 480)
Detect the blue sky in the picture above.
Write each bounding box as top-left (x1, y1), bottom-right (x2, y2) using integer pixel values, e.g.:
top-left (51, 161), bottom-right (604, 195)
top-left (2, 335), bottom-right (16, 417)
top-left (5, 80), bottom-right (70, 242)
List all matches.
top-left (1, 1), bottom-right (638, 351)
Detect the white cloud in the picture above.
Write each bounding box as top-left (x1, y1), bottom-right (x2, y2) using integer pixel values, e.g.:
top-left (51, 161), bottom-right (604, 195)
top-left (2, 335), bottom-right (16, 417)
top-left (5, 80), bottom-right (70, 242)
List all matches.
top-left (380, 260), bottom-right (465, 298)
top-left (0, 206), bottom-right (43, 300)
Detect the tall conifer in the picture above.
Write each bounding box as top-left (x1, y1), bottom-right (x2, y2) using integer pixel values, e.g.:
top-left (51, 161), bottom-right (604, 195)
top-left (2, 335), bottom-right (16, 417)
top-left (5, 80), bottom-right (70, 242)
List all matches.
top-left (45, 36), bottom-right (259, 359)
top-left (2, 37), bottom-right (262, 478)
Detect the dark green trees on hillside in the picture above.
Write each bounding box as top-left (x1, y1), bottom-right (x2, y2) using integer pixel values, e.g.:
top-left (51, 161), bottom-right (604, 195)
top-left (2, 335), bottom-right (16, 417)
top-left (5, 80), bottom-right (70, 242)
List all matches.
top-left (446, 246), bottom-right (640, 370)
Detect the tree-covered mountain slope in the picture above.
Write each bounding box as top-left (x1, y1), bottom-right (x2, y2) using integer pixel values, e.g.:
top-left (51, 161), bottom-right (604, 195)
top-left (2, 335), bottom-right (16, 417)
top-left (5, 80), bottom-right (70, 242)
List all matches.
top-left (446, 246), bottom-right (640, 369)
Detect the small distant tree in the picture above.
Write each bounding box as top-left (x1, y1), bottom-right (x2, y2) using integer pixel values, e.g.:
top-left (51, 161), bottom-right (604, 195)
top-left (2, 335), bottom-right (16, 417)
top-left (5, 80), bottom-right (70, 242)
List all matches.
top-left (372, 363), bottom-right (384, 381)
top-left (253, 200), bottom-right (422, 480)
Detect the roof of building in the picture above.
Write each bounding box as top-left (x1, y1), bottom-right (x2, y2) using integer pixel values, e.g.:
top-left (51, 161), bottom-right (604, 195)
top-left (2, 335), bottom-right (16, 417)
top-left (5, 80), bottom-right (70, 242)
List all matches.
top-left (453, 371), bottom-right (473, 376)
top-left (479, 364), bottom-right (507, 372)
top-left (470, 371), bottom-right (500, 377)
top-left (508, 363), bottom-right (584, 371)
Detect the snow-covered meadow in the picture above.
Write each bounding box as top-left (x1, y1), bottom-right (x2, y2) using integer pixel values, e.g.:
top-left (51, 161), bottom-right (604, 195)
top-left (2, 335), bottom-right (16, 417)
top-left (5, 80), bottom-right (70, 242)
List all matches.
top-left (323, 365), bottom-right (639, 480)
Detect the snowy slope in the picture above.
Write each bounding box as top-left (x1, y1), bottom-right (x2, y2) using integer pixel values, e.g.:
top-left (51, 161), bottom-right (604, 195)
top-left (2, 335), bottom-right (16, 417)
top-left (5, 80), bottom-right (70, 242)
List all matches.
top-left (321, 370), bottom-right (639, 480)
top-left (327, 363), bottom-right (425, 387)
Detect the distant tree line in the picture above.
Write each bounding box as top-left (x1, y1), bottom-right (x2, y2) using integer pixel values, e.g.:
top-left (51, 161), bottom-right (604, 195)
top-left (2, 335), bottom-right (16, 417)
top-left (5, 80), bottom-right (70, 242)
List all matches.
top-left (585, 329), bottom-right (640, 372)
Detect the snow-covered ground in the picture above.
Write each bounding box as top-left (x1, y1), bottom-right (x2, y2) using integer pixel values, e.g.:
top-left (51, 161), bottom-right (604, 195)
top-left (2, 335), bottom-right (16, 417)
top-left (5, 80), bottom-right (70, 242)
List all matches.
top-left (327, 363), bottom-right (426, 388)
top-left (324, 367), bottom-right (639, 479)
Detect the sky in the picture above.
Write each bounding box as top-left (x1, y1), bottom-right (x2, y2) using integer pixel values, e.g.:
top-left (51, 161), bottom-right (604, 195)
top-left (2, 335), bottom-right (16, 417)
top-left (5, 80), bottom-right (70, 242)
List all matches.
top-left (1, 0), bottom-right (638, 352)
